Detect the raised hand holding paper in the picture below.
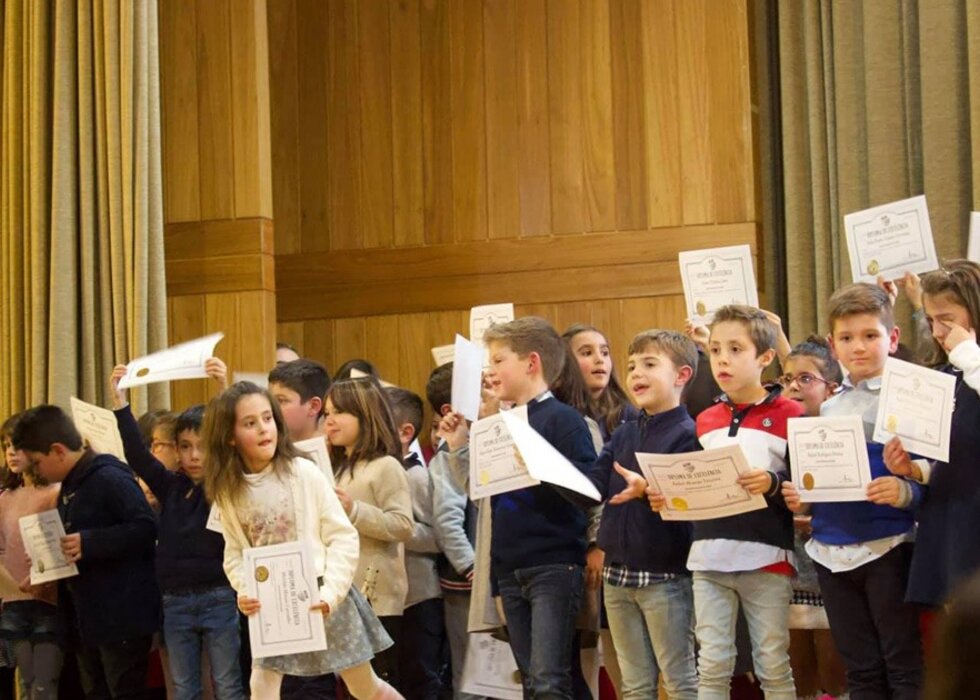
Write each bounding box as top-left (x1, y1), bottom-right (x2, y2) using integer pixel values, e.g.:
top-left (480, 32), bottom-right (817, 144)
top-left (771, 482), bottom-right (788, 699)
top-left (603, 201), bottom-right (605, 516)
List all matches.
top-left (431, 344), bottom-right (455, 367)
top-left (873, 357), bottom-right (954, 462)
top-left (451, 335), bottom-right (484, 422)
top-left (787, 415), bottom-right (873, 502)
top-left (843, 195), bottom-right (938, 283)
top-left (678, 245), bottom-right (759, 324)
top-left (20, 510), bottom-right (79, 584)
top-left (118, 333), bottom-right (224, 389)
top-left (293, 436), bottom-right (335, 486)
top-left (70, 397), bottom-right (126, 462)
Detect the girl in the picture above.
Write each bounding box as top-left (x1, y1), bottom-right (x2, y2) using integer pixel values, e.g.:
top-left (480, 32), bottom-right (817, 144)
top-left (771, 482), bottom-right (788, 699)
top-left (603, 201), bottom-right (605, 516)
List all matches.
top-left (325, 378), bottom-right (413, 689)
top-left (0, 414), bottom-right (62, 700)
top-left (884, 260), bottom-right (980, 610)
top-left (777, 338), bottom-right (847, 700)
top-left (202, 382), bottom-right (399, 700)
top-left (562, 325), bottom-right (636, 442)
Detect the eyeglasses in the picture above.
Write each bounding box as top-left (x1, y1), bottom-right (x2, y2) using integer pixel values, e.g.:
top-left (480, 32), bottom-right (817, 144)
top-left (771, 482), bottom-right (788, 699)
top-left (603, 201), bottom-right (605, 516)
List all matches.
top-left (777, 372), bottom-right (828, 388)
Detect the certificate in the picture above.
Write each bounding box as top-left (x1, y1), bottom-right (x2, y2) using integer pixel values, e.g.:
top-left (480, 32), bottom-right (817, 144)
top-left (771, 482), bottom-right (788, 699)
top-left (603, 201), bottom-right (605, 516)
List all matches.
top-left (431, 344), bottom-right (455, 367)
top-left (118, 333), bottom-right (224, 389)
top-left (469, 303), bottom-right (514, 346)
top-left (968, 212), bottom-right (980, 264)
top-left (788, 416), bottom-right (873, 502)
top-left (233, 372), bottom-right (269, 389)
top-left (452, 335), bottom-right (484, 422)
top-left (635, 445), bottom-right (766, 521)
top-left (843, 195), bottom-right (939, 283)
top-left (873, 357), bottom-right (955, 462)
top-left (469, 407), bottom-right (539, 500)
top-left (19, 510), bottom-right (79, 584)
top-left (678, 245), bottom-right (759, 323)
top-left (293, 436), bottom-right (335, 487)
top-left (243, 540), bottom-right (327, 659)
top-left (460, 632), bottom-right (523, 700)
top-left (70, 397), bottom-right (126, 462)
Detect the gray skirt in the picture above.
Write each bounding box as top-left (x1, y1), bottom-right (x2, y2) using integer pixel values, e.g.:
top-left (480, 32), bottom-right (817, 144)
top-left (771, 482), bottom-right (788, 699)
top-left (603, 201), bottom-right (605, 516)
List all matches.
top-left (255, 585), bottom-right (393, 676)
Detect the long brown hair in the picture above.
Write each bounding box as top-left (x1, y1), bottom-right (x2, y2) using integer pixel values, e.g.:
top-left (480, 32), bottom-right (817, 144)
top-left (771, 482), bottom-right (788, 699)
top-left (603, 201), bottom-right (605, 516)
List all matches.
top-left (326, 377), bottom-right (401, 480)
top-left (920, 259), bottom-right (980, 367)
top-left (202, 381), bottom-right (301, 509)
top-left (562, 324), bottom-right (633, 434)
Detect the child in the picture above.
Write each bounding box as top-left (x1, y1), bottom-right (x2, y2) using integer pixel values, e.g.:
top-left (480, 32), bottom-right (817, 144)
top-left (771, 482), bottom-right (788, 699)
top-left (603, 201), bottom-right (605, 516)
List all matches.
top-left (109, 362), bottom-right (244, 700)
top-left (562, 324), bottom-right (636, 442)
top-left (137, 410), bottom-right (179, 471)
top-left (385, 387), bottom-right (445, 700)
top-left (655, 305), bottom-right (803, 700)
top-left (325, 378), bottom-right (414, 689)
top-left (0, 414), bottom-right (62, 700)
top-left (268, 359), bottom-right (331, 442)
top-left (782, 283), bottom-right (924, 699)
top-left (589, 330), bottom-right (700, 700)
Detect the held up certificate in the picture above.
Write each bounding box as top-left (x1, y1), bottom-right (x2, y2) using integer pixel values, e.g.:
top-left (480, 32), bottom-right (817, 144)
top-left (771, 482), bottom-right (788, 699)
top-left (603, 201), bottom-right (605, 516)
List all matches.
top-left (293, 436), bottom-right (335, 487)
top-left (118, 333), bottom-right (225, 389)
top-left (243, 540), bottom-right (327, 659)
top-left (678, 245), bottom-right (759, 323)
top-left (843, 195), bottom-right (939, 283)
top-left (635, 445), bottom-right (766, 521)
top-left (19, 510), bottom-right (79, 584)
top-left (787, 416), bottom-right (873, 502)
top-left (70, 397), bottom-right (126, 462)
top-left (873, 357), bottom-right (955, 462)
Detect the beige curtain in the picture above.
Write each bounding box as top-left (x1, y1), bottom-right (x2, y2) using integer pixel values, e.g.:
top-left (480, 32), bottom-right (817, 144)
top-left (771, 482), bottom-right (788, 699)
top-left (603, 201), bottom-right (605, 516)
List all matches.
top-left (1, 0), bottom-right (168, 419)
top-left (771, 0), bottom-right (976, 340)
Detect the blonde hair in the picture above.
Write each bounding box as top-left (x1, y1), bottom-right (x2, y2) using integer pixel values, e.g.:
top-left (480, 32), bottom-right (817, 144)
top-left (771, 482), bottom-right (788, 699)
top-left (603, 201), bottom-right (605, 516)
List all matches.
top-left (327, 377), bottom-right (402, 480)
top-left (483, 316), bottom-right (565, 385)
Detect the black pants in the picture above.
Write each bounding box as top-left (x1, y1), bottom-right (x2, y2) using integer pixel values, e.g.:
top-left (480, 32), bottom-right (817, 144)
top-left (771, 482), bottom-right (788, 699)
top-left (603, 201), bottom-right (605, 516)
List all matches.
top-left (76, 635), bottom-right (152, 700)
top-left (815, 543), bottom-right (923, 700)
top-left (281, 672), bottom-right (337, 699)
top-left (375, 616), bottom-right (403, 689)
top-left (398, 599), bottom-right (445, 700)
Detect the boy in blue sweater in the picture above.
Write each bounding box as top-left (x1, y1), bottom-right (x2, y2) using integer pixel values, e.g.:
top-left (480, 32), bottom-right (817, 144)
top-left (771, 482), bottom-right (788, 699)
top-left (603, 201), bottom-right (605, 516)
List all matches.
top-left (783, 283), bottom-right (924, 699)
top-left (482, 317), bottom-right (598, 700)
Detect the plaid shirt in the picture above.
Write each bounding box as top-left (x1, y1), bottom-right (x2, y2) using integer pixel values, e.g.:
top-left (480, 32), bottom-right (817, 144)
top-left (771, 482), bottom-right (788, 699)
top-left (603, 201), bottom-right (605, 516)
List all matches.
top-left (602, 563), bottom-right (678, 588)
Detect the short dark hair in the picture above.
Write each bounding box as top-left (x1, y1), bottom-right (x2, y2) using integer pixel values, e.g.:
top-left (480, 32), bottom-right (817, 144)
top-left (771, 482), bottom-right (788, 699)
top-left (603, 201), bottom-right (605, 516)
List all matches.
top-left (334, 359), bottom-right (378, 381)
top-left (828, 283), bottom-right (894, 332)
top-left (483, 317), bottom-right (565, 385)
top-left (628, 329), bottom-right (700, 381)
top-left (425, 362), bottom-right (453, 414)
top-left (268, 359), bottom-right (332, 416)
top-left (787, 336), bottom-right (843, 384)
top-left (384, 387), bottom-right (424, 442)
top-left (711, 305), bottom-right (778, 355)
top-left (137, 409), bottom-right (176, 447)
top-left (11, 405), bottom-right (84, 453)
top-left (175, 405), bottom-right (206, 436)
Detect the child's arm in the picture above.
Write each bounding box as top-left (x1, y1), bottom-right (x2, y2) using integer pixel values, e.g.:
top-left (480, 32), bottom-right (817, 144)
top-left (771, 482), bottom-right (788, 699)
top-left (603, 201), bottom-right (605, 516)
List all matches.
top-left (946, 332), bottom-right (980, 391)
top-left (867, 474), bottom-right (923, 510)
top-left (430, 447), bottom-right (476, 578)
top-left (343, 458), bottom-right (414, 543)
top-left (314, 470), bottom-right (360, 615)
top-left (110, 386), bottom-right (178, 501)
top-left (73, 469), bottom-right (158, 563)
top-left (761, 309), bottom-right (793, 366)
top-left (882, 436), bottom-right (932, 484)
top-left (406, 466), bottom-right (441, 555)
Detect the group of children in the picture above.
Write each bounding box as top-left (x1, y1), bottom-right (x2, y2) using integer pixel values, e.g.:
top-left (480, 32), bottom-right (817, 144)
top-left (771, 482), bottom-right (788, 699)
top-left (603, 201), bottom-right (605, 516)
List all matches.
top-left (1, 260), bottom-right (979, 700)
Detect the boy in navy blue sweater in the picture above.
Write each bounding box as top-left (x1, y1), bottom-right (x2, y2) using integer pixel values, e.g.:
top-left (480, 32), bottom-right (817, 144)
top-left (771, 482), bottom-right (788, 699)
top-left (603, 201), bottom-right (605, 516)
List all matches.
top-left (482, 317), bottom-right (598, 700)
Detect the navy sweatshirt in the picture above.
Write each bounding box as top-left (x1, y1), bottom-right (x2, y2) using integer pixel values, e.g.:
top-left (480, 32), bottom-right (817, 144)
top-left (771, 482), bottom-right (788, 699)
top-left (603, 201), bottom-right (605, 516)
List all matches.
top-left (115, 406), bottom-right (229, 592)
top-left (491, 396), bottom-right (599, 577)
top-left (589, 405), bottom-right (697, 574)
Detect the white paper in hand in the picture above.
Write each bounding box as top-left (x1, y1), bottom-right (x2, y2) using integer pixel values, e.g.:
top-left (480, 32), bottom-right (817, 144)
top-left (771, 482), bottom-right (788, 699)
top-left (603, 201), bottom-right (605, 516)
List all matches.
top-left (70, 397), bottom-right (126, 462)
top-left (294, 436), bottom-right (335, 487)
top-left (451, 335), bottom-right (484, 422)
top-left (118, 333), bottom-right (224, 388)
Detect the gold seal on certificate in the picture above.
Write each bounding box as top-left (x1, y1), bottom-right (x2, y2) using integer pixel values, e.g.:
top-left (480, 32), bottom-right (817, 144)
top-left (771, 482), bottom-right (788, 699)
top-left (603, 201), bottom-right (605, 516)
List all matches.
top-left (254, 566), bottom-right (269, 582)
top-left (695, 301), bottom-right (707, 317)
top-left (788, 416), bottom-right (873, 502)
top-left (671, 497), bottom-right (689, 511)
top-left (802, 472), bottom-right (815, 491)
top-left (136, 367), bottom-right (150, 377)
top-left (867, 260), bottom-right (880, 276)
top-left (873, 357), bottom-right (955, 462)
top-left (885, 415), bottom-right (898, 433)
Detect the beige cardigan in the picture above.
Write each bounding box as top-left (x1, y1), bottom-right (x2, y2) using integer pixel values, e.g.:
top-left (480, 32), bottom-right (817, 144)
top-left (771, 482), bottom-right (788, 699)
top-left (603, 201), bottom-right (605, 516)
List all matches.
top-left (336, 455), bottom-right (414, 616)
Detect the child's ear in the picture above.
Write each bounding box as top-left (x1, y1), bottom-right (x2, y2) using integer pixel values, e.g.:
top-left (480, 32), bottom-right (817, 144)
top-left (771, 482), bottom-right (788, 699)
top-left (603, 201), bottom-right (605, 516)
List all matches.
top-left (308, 396), bottom-right (323, 417)
top-left (758, 348), bottom-right (777, 368)
top-left (398, 422), bottom-right (415, 447)
top-left (675, 365), bottom-right (694, 387)
top-left (527, 351), bottom-right (542, 375)
top-left (888, 325), bottom-right (901, 354)
top-left (439, 404), bottom-right (453, 417)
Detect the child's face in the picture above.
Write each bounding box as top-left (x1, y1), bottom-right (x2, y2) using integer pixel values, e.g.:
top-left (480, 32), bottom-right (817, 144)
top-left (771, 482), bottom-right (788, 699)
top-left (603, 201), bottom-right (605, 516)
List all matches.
top-left (323, 398), bottom-right (360, 455)
top-left (708, 321), bottom-right (773, 400)
top-left (270, 382), bottom-right (318, 440)
top-left (150, 427), bottom-right (179, 472)
top-left (780, 356), bottom-right (835, 417)
top-left (177, 429), bottom-right (204, 482)
top-left (2, 438), bottom-right (26, 475)
top-left (486, 341), bottom-right (534, 404)
top-left (923, 291), bottom-right (974, 347)
top-left (569, 331), bottom-right (613, 396)
top-left (829, 313), bottom-right (898, 384)
top-left (231, 393), bottom-right (278, 472)
top-left (626, 348), bottom-right (685, 413)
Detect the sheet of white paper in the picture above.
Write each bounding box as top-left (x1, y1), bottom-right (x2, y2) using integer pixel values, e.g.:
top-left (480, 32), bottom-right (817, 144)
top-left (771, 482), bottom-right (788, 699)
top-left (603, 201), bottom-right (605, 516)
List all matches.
top-left (431, 344), bottom-right (456, 367)
top-left (470, 304), bottom-right (515, 365)
top-left (294, 436), bottom-right (335, 487)
top-left (452, 335), bottom-right (484, 422)
top-left (233, 372), bottom-right (269, 389)
top-left (408, 438), bottom-right (425, 466)
top-left (70, 397), bottom-right (126, 462)
top-left (788, 416), bottom-right (874, 502)
top-left (635, 445), bottom-right (766, 521)
top-left (19, 510), bottom-right (79, 584)
top-left (843, 195), bottom-right (939, 283)
top-left (349, 368), bottom-right (394, 388)
top-left (243, 540), bottom-right (327, 659)
top-left (873, 357), bottom-right (955, 462)
top-left (460, 632), bottom-right (524, 700)
top-left (118, 333), bottom-right (224, 389)
top-left (469, 407), bottom-right (539, 500)
top-left (206, 504), bottom-right (224, 534)
top-left (678, 244), bottom-right (759, 324)
top-left (969, 212), bottom-right (980, 264)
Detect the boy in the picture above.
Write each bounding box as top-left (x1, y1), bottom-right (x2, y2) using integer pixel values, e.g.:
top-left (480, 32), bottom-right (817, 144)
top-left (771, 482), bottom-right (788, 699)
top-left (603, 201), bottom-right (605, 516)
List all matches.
top-left (783, 283), bottom-right (923, 699)
top-left (482, 317), bottom-right (599, 699)
top-left (589, 330), bottom-right (700, 700)
top-left (268, 359), bottom-right (331, 441)
top-left (386, 386), bottom-right (446, 700)
top-left (12, 405), bottom-right (160, 699)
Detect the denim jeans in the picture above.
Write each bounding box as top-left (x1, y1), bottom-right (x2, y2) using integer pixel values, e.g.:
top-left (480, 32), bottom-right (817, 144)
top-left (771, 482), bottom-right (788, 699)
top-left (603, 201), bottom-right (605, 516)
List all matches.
top-left (162, 586), bottom-right (244, 700)
top-left (603, 577), bottom-right (697, 700)
top-left (497, 564), bottom-right (585, 700)
top-left (692, 570), bottom-right (795, 700)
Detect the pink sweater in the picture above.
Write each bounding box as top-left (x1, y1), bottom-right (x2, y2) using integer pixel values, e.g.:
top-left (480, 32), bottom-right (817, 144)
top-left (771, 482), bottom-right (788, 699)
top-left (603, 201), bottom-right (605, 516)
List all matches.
top-left (0, 484), bottom-right (60, 605)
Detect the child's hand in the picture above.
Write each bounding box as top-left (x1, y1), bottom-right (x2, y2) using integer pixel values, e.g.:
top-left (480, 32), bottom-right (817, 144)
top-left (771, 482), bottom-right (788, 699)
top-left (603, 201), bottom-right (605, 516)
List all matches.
top-left (238, 596), bottom-right (261, 616)
top-left (645, 486), bottom-right (666, 512)
top-left (334, 488), bottom-right (354, 515)
top-left (781, 481), bottom-right (807, 514)
top-left (897, 271), bottom-right (923, 310)
top-left (866, 476), bottom-right (906, 506)
top-left (61, 533), bottom-right (83, 564)
top-left (882, 436), bottom-right (916, 478)
top-left (109, 364), bottom-right (129, 409)
top-left (205, 357), bottom-right (229, 390)
top-left (684, 319), bottom-right (710, 351)
top-left (437, 412), bottom-right (469, 452)
top-left (939, 320), bottom-right (976, 353)
top-left (608, 462), bottom-right (649, 505)
top-left (738, 469), bottom-right (773, 495)
top-left (585, 546), bottom-right (604, 591)
top-left (761, 309), bottom-right (792, 363)
top-left (876, 275), bottom-right (899, 309)
top-left (478, 374), bottom-right (501, 419)
top-left (309, 601), bottom-right (331, 617)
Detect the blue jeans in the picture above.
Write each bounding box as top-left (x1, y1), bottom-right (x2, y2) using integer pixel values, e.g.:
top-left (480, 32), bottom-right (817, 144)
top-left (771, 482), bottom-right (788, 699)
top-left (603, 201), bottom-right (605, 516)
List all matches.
top-left (692, 571), bottom-right (795, 700)
top-left (162, 586), bottom-right (245, 700)
top-left (603, 577), bottom-right (697, 700)
top-left (497, 564), bottom-right (584, 700)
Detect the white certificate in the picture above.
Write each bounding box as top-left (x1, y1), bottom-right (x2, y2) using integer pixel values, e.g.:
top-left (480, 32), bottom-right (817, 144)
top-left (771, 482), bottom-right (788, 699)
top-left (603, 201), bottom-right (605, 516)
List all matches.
top-left (843, 195), bottom-right (939, 283)
top-left (293, 436), bottom-right (335, 487)
top-left (635, 445), bottom-right (766, 521)
top-left (788, 416), bottom-right (873, 502)
top-left (19, 510), bottom-right (79, 584)
top-left (678, 245), bottom-right (759, 324)
top-left (968, 212), bottom-right (980, 264)
top-left (206, 504), bottom-right (224, 534)
top-left (452, 335), bottom-right (484, 422)
top-left (469, 407), bottom-right (539, 500)
top-left (243, 540), bottom-right (327, 659)
top-left (470, 303), bottom-right (515, 367)
top-left (69, 397), bottom-right (126, 462)
top-left (873, 357), bottom-right (955, 462)
top-left (460, 632), bottom-right (523, 700)
top-left (431, 344), bottom-right (455, 367)
top-left (118, 333), bottom-right (225, 389)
